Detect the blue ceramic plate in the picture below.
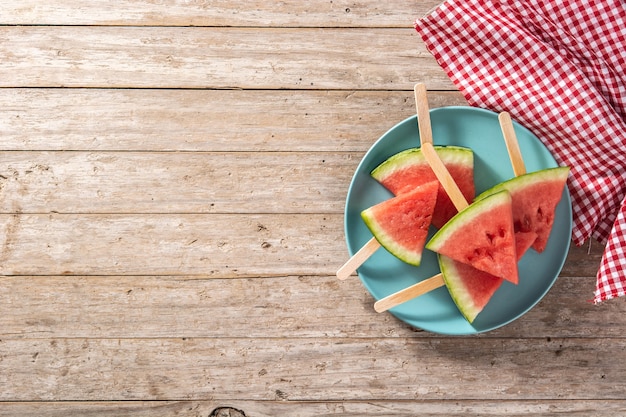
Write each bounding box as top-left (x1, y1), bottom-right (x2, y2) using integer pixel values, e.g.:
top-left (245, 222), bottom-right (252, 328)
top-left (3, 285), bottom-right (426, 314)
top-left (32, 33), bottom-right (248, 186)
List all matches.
top-left (344, 107), bottom-right (572, 335)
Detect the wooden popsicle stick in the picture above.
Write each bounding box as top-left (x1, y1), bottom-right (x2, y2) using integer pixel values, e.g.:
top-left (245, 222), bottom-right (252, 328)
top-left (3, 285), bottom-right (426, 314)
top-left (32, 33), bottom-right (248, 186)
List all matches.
top-left (421, 142), bottom-right (469, 212)
top-left (374, 273), bottom-right (445, 313)
top-left (499, 112), bottom-right (526, 177)
top-left (336, 236), bottom-right (380, 280)
top-left (414, 83), bottom-right (433, 145)
top-left (413, 83), bottom-right (468, 212)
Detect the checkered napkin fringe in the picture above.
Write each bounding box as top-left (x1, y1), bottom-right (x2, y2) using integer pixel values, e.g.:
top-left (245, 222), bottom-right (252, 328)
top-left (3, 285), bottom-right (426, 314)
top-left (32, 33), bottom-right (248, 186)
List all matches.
top-left (414, 0), bottom-right (626, 303)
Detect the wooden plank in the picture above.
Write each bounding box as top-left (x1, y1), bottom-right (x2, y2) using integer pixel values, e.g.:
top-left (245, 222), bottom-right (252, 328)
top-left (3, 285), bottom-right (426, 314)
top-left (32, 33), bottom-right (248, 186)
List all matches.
top-left (0, 89), bottom-right (467, 152)
top-left (0, 274), bottom-right (610, 340)
top-left (2, 400), bottom-right (626, 417)
top-left (0, 211), bottom-right (600, 276)
top-left (0, 337), bottom-right (624, 401)
top-left (0, 151), bottom-right (356, 214)
top-left (560, 238), bottom-right (605, 277)
top-left (0, 0), bottom-right (440, 27)
top-left (0, 27), bottom-right (453, 90)
top-left (0, 213), bottom-right (346, 276)
top-left (2, 0), bottom-right (614, 414)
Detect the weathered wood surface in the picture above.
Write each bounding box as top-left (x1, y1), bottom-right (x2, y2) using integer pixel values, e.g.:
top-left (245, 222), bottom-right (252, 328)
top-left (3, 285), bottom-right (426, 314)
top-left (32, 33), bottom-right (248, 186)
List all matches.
top-left (1, 0), bottom-right (622, 416)
top-left (0, 213), bottom-right (344, 276)
top-left (2, 400), bottom-right (626, 417)
top-left (0, 27), bottom-right (452, 90)
top-left (0, 89), bottom-right (467, 152)
top-left (0, 152), bottom-right (357, 213)
top-left (0, 272), bottom-right (614, 339)
top-left (0, 0), bottom-right (440, 27)
top-left (0, 336), bottom-right (624, 401)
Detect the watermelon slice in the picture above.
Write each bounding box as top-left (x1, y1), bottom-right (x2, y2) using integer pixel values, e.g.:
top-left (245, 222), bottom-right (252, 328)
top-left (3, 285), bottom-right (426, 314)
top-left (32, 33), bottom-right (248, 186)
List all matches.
top-left (475, 167), bottom-right (569, 252)
top-left (371, 146), bottom-right (475, 229)
top-left (361, 181), bottom-right (438, 266)
top-left (426, 190), bottom-right (519, 284)
top-left (439, 230), bottom-right (537, 323)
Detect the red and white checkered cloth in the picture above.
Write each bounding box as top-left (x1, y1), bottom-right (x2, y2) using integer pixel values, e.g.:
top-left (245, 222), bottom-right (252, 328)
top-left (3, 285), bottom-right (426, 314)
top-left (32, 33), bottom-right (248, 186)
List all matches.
top-left (414, 0), bottom-right (626, 303)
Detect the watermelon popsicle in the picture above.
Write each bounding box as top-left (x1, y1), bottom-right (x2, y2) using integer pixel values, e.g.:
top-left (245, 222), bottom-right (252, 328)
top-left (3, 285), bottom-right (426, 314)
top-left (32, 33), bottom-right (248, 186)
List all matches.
top-left (479, 112), bottom-right (570, 253)
top-left (336, 85), bottom-right (475, 280)
top-left (421, 142), bottom-right (519, 283)
top-left (360, 181), bottom-right (439, 267)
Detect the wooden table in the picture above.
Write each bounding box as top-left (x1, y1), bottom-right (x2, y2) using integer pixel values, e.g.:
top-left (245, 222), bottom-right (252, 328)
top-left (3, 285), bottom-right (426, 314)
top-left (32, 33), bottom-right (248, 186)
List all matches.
top-left (0, 1), bottom-right (622, 416)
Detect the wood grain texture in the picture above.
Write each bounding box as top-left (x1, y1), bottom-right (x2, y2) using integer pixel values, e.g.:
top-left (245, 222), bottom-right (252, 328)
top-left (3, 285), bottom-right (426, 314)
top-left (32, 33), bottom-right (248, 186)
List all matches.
top-left (0, 273), bottom-right (614, 340)
top-left (3, 400), bottom-right (626, 417)
top-left (0, 27), bottom-right (452, 90)
top-left (0, 151), bottom-right (356, 214)
top-left (0, 337), bottom-right (623, 401)
top-left (0, 213), bottom-right (344, 276)
top-left (0, 89), bottom-right (467, 152)
top-left (0, 0), bottom-right (440, 27)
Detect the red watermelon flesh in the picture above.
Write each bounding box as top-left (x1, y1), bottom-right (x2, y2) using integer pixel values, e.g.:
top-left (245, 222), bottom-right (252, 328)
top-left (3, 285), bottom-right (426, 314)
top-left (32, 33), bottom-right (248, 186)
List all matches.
top-left (439, 231), bottom-right (536, 323)
top-left (439, 255), bottom-right (504, 323)
top-left (515, 231), bottom-right (538, 256)
top-left (361, 181), bottom-right (439, 266)
top-left (371, 146), bottom-right (475, 229)
top-left (475, 167), bottom-right (569, 253)
top-left (427, 190), bottom-right (519, 284)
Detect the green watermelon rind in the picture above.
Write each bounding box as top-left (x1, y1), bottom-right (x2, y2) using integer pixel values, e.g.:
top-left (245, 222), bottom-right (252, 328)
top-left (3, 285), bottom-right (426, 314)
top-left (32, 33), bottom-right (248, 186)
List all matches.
top-left (474, 166), bottom-right (570, 202)
top-left (426, 190), bottom-right (512, 252)
top-left (438, 255), bottom-right (482, 323)
top-left (370, 145), bottom-right (473, 181)
top-left (361, 210), bottom-right (424, 266)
